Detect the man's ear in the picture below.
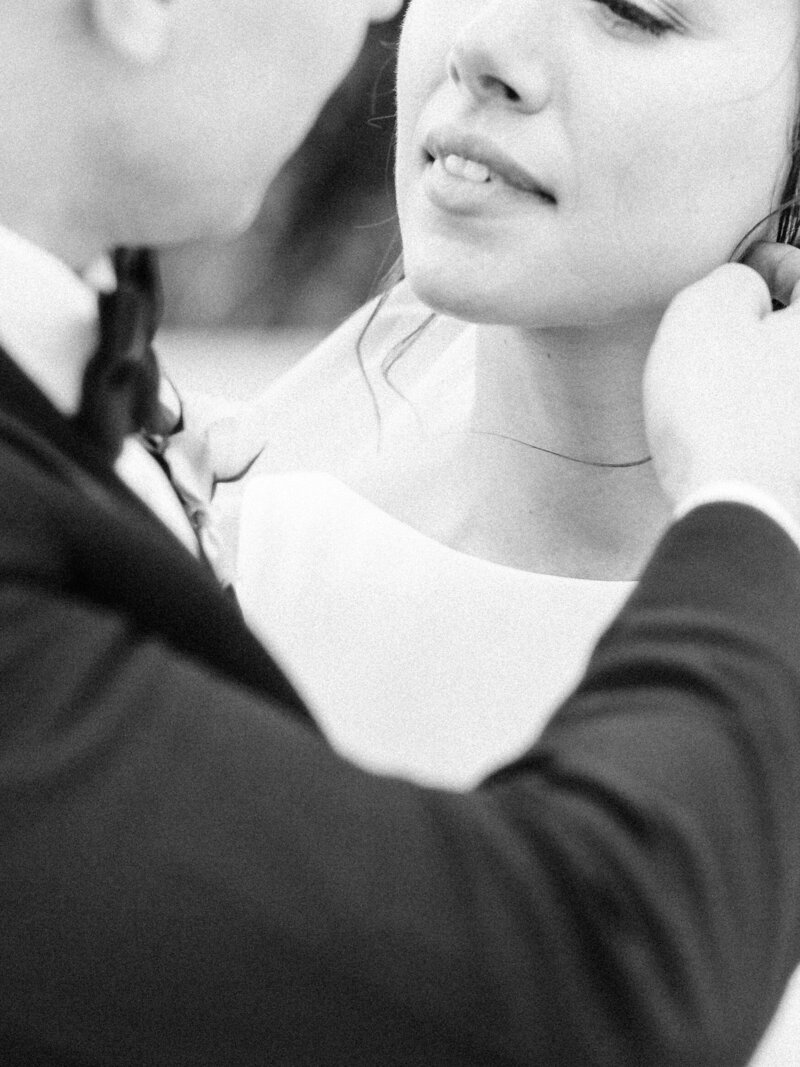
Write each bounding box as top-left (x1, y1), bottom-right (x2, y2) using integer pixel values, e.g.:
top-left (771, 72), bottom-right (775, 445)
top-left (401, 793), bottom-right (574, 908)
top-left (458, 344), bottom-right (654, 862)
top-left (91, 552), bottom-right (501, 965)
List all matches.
top-left (90, 0), bottom-right (171, 65)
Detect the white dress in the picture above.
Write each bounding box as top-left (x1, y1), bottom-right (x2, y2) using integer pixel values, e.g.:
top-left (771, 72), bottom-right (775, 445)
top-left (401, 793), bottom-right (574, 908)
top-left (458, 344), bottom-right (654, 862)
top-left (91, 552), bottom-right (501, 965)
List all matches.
top-left (238, 469), bottom-right (632, 788)
top-left (234, 284), bottom-right (800, 1064)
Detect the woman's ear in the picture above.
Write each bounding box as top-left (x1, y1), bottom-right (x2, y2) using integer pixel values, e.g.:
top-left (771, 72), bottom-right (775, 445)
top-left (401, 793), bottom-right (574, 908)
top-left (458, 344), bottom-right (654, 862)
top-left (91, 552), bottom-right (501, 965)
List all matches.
top-left (90, 0), bottom-right (171, 65)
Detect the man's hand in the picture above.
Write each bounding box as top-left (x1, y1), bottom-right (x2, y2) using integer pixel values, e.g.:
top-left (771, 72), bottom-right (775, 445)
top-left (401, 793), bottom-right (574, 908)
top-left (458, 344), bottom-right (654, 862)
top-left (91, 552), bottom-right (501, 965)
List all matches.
top-left (644, 243), bottom-right (800, 524)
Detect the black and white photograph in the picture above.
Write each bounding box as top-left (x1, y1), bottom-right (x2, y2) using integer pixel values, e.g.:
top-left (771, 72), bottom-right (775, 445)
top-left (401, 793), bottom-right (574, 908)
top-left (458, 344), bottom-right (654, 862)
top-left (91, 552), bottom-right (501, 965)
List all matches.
top-left (2, 2), bottom-right (800, 1063)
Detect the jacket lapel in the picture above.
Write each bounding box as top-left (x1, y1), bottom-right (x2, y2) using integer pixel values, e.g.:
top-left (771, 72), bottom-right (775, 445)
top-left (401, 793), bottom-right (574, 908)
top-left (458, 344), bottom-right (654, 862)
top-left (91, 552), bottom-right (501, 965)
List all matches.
top-left (0, 348), bottom-right (314, 726)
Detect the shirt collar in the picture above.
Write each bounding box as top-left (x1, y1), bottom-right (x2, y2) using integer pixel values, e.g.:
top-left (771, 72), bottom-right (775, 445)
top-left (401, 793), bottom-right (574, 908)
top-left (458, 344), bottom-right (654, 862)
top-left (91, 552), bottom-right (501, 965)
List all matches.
top-left (0, 224), bottom-right (114, 416)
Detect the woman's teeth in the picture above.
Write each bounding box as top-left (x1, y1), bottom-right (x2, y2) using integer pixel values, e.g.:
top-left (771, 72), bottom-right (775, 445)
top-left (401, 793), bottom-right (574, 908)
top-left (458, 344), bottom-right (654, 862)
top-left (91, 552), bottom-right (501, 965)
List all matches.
top-left (441, 154), bottom-right (492, 184)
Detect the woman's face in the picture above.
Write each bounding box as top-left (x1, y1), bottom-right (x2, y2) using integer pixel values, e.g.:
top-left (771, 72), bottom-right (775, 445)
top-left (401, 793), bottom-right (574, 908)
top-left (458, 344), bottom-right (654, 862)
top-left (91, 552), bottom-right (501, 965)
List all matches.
top-left (396, 0), bottom-right (800, 330)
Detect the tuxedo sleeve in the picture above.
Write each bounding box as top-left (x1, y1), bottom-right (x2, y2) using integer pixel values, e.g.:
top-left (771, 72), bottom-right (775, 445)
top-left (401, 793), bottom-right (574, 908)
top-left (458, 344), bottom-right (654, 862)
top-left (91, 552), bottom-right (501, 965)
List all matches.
top-left (1, 503), bottom-right (800, 1067)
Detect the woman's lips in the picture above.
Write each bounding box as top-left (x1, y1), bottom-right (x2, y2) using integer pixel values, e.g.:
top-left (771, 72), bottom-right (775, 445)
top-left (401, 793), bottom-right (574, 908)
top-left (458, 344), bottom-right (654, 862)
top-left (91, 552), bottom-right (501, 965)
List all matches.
top-left (423, 127), bottom-right (556, 203)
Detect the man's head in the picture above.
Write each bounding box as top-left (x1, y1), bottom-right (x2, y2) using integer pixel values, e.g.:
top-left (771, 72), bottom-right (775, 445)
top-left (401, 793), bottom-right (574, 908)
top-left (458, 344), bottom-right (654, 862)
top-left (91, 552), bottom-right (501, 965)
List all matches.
top-left (0, 0), bottom-right (403, 267)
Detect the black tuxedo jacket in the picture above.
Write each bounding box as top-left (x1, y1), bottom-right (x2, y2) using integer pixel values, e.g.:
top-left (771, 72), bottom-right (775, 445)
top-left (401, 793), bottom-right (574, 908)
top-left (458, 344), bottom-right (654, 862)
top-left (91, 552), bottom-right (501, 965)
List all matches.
top-left (1, 348), bottom-right (800, 1067)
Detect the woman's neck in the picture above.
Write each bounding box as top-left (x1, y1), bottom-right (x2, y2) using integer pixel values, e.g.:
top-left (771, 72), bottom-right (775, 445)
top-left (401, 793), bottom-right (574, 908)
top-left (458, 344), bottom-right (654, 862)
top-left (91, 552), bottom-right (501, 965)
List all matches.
top-left (457, 318), bottom-right (672, 577)
top-left (471, 319), bottom-right (657, 467)
top-left (367, 314), bottom-right (672, 579)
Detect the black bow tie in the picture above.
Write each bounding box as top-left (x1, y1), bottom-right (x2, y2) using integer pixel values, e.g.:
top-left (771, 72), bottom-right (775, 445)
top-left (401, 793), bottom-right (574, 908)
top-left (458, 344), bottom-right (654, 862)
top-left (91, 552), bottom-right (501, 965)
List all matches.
top-left (74, 246), bottom-right (164, 460)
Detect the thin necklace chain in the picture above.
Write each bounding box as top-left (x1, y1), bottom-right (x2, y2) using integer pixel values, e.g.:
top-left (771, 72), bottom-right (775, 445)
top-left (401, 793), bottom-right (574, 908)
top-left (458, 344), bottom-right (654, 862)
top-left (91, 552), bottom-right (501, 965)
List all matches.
top-left (465, 429), bottom-right (653, 469)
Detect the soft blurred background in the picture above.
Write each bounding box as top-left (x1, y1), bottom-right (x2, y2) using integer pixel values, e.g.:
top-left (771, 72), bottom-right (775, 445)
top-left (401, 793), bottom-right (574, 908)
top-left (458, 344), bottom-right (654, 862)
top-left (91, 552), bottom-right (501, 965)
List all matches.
top-left (160, 11), bottom-right (406, 399)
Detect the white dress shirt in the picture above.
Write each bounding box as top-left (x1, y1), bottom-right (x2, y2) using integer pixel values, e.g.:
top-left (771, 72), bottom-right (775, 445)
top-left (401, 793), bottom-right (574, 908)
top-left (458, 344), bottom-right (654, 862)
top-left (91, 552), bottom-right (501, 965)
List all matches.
top-left (0, 224), bottom-right (199, 556)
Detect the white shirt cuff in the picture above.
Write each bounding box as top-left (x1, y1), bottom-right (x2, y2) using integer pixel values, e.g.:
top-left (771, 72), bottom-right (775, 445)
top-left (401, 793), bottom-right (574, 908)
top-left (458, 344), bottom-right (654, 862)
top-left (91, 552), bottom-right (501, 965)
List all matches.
top-left (675, 481), bottom-right (800, 551)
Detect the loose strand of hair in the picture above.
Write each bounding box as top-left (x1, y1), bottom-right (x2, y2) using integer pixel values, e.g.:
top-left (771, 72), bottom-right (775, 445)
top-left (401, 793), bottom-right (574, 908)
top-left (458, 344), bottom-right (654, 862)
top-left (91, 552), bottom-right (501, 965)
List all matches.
top-left (355, 256), bottom-right (439, 447)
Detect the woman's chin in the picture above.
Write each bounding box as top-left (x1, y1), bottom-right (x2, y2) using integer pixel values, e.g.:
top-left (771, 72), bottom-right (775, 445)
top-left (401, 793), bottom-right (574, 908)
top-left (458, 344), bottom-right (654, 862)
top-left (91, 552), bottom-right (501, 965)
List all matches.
top-left (404, 262), bottom-right (569, 329)
top-left (403, 252), bottom-right (681, 334)
top-left (403, 262), bottom-right (506, 324)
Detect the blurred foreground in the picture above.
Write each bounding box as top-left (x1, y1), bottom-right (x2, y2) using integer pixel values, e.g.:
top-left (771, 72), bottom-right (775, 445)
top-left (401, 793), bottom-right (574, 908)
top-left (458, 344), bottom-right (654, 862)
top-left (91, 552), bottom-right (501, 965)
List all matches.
top-left (161, 13), bottom-right (406, 335)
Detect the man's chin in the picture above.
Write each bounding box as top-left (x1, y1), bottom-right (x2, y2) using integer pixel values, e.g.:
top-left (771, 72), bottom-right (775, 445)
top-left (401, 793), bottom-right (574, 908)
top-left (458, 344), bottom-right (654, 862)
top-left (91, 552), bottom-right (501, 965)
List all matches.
top-left (227, 197), bottom-right (265, 238)
top-left (193, 187), bottom-right (271, 244)
top-left (142, 166), bottom-right (284, 248)
top-left (228, 178), bottom-right (279, 234)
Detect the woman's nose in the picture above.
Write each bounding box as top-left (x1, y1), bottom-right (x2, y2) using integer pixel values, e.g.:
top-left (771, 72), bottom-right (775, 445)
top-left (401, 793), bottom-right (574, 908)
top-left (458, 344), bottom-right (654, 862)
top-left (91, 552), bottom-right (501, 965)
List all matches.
top-left (447, 8), bottom-right (552, 114)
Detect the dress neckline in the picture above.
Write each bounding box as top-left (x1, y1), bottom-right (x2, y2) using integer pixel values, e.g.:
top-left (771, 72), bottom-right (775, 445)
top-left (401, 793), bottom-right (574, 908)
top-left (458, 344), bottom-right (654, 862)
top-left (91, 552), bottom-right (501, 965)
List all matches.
top-left (257, 469), bottom-right (637, 589)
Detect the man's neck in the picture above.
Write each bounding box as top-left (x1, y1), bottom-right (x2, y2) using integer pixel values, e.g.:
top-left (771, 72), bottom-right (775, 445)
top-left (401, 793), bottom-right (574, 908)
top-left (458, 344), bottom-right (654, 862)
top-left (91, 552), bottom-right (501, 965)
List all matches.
top-left (0, 215), bottom-right (105, 278)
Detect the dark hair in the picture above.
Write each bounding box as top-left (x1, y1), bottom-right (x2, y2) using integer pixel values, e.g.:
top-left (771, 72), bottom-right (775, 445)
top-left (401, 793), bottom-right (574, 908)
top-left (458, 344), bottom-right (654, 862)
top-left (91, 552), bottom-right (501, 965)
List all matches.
top-left (355, 256), bottom-right (434, 439)
top-left (777, 110), bottom-right (800, 245)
